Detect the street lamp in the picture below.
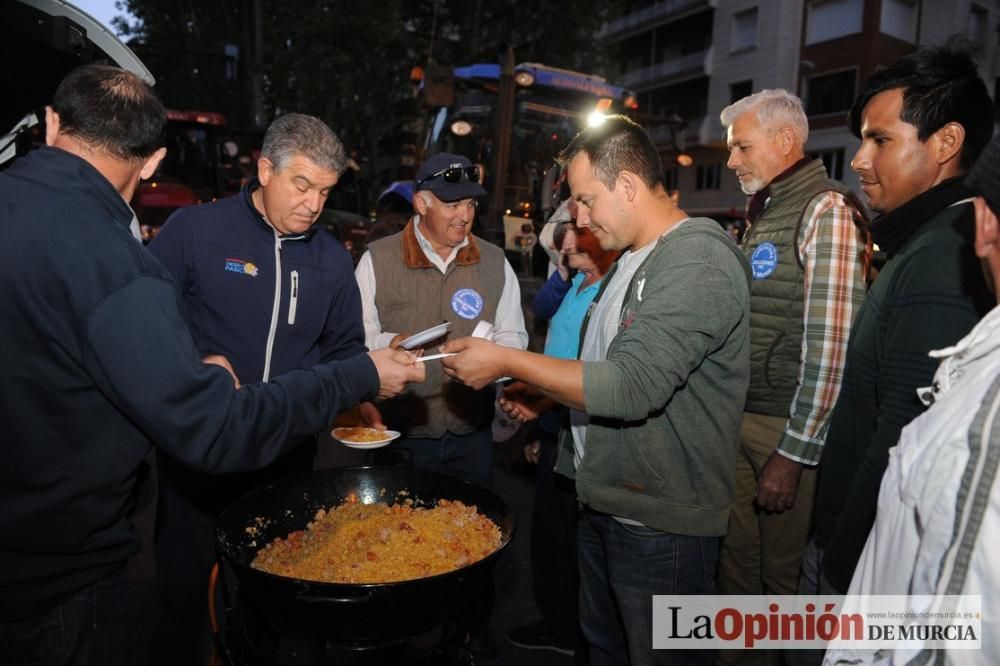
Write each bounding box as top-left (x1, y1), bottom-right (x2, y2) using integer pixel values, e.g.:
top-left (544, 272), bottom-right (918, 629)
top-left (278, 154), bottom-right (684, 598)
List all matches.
top-left (675, 152), bottom-right (694, 167)
top-left (587, 111), bottom-right (607, 127)
top-left (450, 120), bottom-right (473, 136)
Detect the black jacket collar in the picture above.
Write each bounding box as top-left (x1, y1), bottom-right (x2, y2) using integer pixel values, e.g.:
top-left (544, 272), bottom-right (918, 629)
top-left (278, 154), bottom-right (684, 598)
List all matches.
top-left (29, 147), bottom-right (135, 232)
top-left (870, 177), bottom-right (973, 259)
top-left (745, 157), bottom-right (813, 224)
top-left (240, 177), bottom-right (315, 240)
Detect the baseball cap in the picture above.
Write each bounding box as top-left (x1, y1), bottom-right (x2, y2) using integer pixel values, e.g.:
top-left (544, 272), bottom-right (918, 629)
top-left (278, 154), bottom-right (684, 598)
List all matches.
top-left (414, 153), bottom-right (486, 202)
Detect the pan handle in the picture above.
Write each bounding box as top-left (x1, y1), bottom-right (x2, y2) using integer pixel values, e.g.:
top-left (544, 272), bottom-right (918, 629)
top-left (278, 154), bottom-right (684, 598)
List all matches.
top-left (294, 587), bottom-right (375, 604)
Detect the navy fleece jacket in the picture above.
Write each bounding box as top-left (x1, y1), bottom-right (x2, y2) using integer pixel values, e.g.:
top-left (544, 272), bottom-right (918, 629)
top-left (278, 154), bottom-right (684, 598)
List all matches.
top-left (149, 179), bottom-right (365, 383)
top-left (0, 148), bottom-right (379, 619)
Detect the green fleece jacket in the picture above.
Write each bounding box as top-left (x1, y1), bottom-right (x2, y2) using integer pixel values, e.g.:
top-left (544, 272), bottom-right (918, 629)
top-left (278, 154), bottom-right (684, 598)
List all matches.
top-left (556, 218), bottom-right (752, 536)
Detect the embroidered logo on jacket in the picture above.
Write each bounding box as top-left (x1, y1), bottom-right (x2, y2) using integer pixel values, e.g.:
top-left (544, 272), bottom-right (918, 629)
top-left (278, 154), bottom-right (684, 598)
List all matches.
top-left (224, 258), bottom-right (259, 277)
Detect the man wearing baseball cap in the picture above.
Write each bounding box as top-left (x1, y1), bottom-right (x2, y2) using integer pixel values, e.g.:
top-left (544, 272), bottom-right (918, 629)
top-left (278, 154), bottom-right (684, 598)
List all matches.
top-left (354, 152), bottom-right (527, 660)
top-left (354, 153), bottom-right (528, 487)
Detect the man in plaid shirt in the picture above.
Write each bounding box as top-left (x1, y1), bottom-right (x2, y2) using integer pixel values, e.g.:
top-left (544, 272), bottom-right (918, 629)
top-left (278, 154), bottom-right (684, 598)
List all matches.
top-left (716, 89), bottom-right (869, 666)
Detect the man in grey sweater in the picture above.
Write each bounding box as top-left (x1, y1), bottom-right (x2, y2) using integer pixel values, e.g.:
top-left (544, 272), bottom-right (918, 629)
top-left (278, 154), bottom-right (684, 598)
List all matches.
top-left (442, 115), bottom-right (751, 665)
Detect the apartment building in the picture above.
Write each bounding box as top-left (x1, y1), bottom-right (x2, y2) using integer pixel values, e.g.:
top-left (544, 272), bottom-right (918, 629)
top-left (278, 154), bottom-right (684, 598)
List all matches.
top-left (600, 0), bottom-right (1000, 219)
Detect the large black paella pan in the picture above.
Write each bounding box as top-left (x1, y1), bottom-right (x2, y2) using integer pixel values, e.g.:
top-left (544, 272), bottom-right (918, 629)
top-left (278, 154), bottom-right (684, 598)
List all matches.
top-left (215, 465), bottom-right (516, 643)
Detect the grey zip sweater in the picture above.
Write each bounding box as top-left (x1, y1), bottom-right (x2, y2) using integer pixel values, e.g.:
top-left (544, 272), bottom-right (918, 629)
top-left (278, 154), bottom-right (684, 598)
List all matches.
top-left (556, 218), bottom-right (752, 536)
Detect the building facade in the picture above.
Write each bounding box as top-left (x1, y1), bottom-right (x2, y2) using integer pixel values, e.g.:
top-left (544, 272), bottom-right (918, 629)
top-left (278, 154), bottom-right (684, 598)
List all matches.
top-left (600, 0), bottom-right (1000, 219)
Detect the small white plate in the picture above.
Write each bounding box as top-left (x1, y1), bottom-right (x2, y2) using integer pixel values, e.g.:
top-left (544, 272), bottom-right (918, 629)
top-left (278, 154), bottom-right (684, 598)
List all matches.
top-left (399, 322), bottom-right (451, 350)
top-left (331, 428), bottom-right (401, 449)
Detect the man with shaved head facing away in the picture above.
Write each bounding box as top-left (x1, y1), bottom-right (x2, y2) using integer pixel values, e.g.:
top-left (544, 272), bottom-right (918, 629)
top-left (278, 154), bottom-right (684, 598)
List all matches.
top-left (0, 64), bottom-right (422, 666)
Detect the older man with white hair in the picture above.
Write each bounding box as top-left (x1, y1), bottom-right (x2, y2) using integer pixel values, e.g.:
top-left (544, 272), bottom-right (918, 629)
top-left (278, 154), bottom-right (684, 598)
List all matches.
top-left (717, 89), bottom-right (869, 664)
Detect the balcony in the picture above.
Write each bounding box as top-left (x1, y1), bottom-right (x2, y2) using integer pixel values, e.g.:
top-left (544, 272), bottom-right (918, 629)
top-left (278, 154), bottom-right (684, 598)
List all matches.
top-left (618, 48), bottom-right (712, 90)
top-left (598, 0), bottom-right (715, 42)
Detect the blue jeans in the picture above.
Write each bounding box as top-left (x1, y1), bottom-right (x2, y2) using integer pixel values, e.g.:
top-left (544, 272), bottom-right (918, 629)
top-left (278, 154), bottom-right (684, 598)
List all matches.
top-left (376, 428), bottom-right (494, 488)
top-left (0, 567), bottom-right (129, 666)
top-left (578, 509), bottom-right (718, 666)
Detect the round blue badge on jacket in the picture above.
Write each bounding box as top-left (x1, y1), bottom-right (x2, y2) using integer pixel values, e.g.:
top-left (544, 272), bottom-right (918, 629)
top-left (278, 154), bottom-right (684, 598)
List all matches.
top-left (750, 242), bottom-right (778, 280)
top-left (451, 288), bottom-right (484, 320)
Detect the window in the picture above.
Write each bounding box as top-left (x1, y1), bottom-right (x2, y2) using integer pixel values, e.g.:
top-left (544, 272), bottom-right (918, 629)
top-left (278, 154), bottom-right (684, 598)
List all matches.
top-left (969, 4), bottom-right (988, 46)
top-left (730, 79), bottom-right (754, 104)
top-left (664, 165), bottom-right (678, 192)
top-left (809, 148), bottom-right (845, 181)
top-left (880, 0), bottom-right (918, 43)
top-left (695, 164), bottom-right (721, 191)
top-left (624, 55), bottom-right (644, 75)
top-left (805, 69), bottom-right (857, 116)
top-left (224, 43), bottom-right (239, 80)
top-left (806, 0), bottom-right (863, 45)
top-left (731, 8), bottom-right (758, 52)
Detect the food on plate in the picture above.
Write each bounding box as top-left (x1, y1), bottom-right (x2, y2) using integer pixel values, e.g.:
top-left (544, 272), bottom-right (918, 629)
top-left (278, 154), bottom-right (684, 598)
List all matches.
top-left (250, 496), bottom-right (501, 583)
top-left (332, 427), bottom-right (391, 443)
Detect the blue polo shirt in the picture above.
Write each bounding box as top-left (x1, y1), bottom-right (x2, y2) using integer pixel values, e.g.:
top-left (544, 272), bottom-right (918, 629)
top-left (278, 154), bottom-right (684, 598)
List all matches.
top-left (544, 272), bottom-right (602, 360)
top-left (539, 271), bottom-right (602, 436)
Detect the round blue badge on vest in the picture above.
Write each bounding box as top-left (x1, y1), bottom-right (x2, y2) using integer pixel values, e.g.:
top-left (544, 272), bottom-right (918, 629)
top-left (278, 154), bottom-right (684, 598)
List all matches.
top-left (451, 288), bottom-right (484, 320)
top-left (750, 242), bottom-right (778, 280)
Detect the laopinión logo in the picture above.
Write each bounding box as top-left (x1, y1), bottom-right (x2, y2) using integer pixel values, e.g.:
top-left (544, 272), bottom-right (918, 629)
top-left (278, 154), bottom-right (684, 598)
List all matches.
top-left (653, 595), bottom-right (981, 652)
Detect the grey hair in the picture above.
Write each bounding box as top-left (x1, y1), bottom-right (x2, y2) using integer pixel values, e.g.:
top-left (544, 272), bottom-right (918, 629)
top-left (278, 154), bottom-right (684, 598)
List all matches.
top-left (260, 113), bottom-right (348, 173)
top-left (720, 89), bottom-right (809, 145)
top-left (417, 190), bottom-right (434, 207)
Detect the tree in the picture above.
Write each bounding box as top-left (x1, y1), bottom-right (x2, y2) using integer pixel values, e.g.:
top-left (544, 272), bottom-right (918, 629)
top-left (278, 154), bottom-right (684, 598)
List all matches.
top-left (438, 0), bottom-right (618, 74)
top-left (113, 0), bottom-right (621, 204)
top-left (114, 0), bottom-right (264, 130)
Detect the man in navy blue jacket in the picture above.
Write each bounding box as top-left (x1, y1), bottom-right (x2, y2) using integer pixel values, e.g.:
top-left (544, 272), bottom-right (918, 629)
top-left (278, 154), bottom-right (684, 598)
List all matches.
top-left (147, 113), bottom-right (371, 664)
top-left (0, 65), bottom-right (423, 666)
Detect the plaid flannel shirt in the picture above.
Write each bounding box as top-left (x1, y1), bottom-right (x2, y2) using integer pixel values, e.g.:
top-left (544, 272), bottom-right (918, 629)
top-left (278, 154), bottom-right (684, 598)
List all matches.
top-left (776, 191), bottom-right (867, 465)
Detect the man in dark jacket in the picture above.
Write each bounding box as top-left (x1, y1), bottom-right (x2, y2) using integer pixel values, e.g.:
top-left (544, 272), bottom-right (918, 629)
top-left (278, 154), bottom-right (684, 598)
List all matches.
top-left (147, 113), bottom-right (369, 665)
top-left (809, 45), bottom-right (995, 601)
top-left (0, 65), bottom-right (422, 666)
